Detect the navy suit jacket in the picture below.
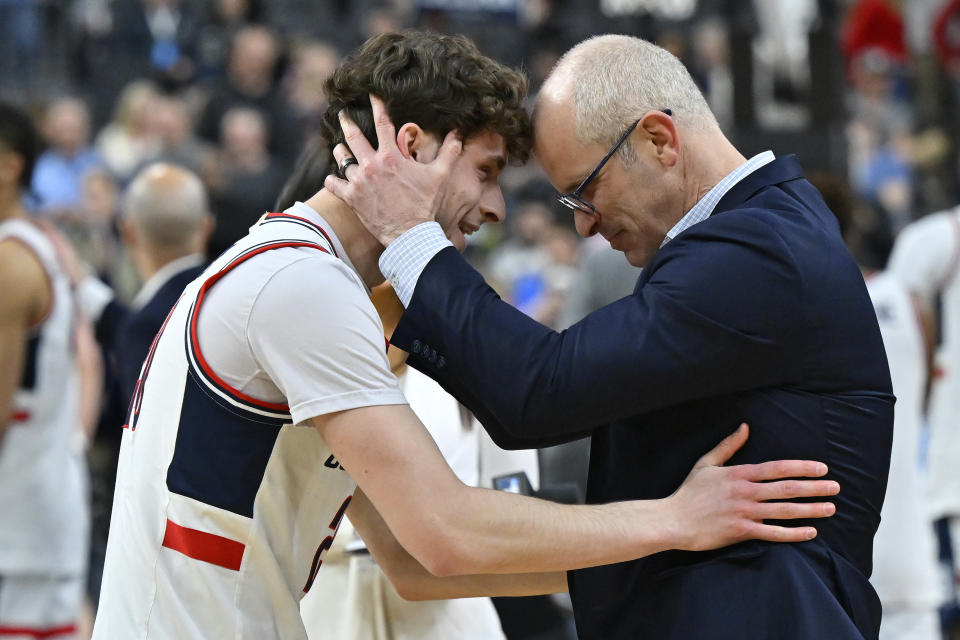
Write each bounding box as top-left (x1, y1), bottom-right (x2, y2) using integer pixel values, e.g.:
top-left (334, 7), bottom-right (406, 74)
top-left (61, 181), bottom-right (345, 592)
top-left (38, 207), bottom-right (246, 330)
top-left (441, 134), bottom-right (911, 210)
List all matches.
top-left (96, 264), bottom-right (205, 430)
top-left (391, 156), bottom-right (894, 639)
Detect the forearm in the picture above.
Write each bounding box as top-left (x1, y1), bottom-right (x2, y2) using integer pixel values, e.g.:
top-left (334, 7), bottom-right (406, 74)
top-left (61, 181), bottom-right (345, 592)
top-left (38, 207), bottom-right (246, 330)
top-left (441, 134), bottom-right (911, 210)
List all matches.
top-left (421, 486), bottom-right (676, 576)
top-left (320, 407), bottom-right (678, 577)
top-left (349, 490), bottom-right (567, 599)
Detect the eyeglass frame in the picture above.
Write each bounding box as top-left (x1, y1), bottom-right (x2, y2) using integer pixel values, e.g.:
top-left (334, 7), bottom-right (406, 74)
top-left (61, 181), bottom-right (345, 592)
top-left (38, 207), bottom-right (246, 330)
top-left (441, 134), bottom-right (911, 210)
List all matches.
top-left (556, 109), bottom-right (672, 215)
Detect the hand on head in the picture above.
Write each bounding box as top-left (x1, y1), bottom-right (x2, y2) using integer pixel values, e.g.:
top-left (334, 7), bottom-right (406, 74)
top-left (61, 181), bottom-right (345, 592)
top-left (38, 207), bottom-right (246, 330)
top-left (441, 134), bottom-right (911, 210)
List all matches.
top-left (324, 95), bottom-right (463, 246)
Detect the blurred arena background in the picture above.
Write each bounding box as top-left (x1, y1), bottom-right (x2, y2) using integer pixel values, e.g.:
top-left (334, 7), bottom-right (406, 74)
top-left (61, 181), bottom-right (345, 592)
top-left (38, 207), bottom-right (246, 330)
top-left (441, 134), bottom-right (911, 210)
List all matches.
top-left (4, 0), bottom-right (960, 638)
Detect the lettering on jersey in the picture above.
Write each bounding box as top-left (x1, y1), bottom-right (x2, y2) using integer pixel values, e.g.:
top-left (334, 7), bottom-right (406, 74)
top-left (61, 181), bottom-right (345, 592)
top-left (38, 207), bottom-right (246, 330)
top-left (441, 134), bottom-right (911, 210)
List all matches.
top-left (303, 495), bottom-right (353, 593)
top-left (324, 454), bottom-right (345, 470)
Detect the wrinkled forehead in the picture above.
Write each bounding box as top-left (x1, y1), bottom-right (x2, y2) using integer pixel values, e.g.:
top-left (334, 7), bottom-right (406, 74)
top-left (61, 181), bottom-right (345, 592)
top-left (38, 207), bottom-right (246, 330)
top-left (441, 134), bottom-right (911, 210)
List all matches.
top-left (532, 99), bottom-right (598, 191)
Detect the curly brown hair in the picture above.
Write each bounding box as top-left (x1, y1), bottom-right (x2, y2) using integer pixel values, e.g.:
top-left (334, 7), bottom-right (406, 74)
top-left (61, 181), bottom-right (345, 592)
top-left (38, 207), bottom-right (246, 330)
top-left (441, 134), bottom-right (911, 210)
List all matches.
top-left (321, 31), bottom-right (532, 168)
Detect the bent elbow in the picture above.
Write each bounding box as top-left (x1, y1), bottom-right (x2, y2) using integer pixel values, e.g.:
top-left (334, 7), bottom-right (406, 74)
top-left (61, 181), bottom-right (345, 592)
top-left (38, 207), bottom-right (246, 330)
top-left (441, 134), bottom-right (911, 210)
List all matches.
top-left (402, 525), bottom-right (476, 578)
top-left (385, 570), bottom-right (432, 602)
top-left (415, 541), bottom-right (465, 578)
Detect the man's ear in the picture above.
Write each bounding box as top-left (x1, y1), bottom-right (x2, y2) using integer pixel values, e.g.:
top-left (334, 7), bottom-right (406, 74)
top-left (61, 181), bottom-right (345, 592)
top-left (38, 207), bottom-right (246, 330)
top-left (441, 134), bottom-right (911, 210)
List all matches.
top-left (396, 122), bottom-right (440, 162)
top-left (638, 110), bottom-right (679, 168)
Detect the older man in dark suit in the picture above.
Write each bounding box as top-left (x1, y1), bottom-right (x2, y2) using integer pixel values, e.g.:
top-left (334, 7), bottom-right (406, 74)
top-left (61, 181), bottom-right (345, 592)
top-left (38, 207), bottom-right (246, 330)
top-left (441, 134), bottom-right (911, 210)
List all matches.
top-left (326, 34), bottom-right (894, 640)
top-left (75, 163), bottom-right (212, 407)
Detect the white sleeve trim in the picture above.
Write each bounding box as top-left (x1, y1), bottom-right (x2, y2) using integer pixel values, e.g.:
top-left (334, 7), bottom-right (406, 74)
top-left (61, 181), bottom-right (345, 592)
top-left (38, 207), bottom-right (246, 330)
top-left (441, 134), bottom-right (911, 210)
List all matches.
top-left (378, 222), bottom-right (452, 307)
top-left (290, 389), bottom-right (409, 426)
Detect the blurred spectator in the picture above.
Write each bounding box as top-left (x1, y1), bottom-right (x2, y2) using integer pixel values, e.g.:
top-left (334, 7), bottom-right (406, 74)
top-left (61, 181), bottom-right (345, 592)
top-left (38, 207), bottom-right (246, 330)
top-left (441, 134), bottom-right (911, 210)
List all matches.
top-left (197, 25), bottom-right (300, 162)
top-left (934, 0), bottom-right (960, 103)
top-left (532, 226), bottom-right (580, 328)
top-left (0, 0), bottom-right (43, 99)
top-left (417, 0), bottom-right (524, 67)
top-left (845, 30), bottom-right (917, 234)
top-left (488, 199), bottom-right (553, 294)
top-left (850, 122), bottom-right (915, 233)
top-left (262, 0), bottom-right (354, 48)
top-left (148, 93), bottom-right (216, 178)
top-left (285, 40), bottom-right (340, 138)
top-left (207, 107), bottom-right (287, 257)
top-left (359, 5), bottom-right (406, 43)
top-left (71, 163), bottom-right (212, 431)
top-left (107, 0), bottom-right (199, 89)
top-left (94, 80), bottom-right (161, 181)
top-left (692, 19), bottom-right (734, 134)
top-left (194, 0), bottom-right (265, 80)
top-left (31, 97), bottom-right (104, 219)
top-left (842, 0), bottom-right (910, 74)
top-left (559, 237), bottom-right (643, 329)
top-left (487, 200), bottom-right (580, 329)
top-left (57, 170), bottom-right (140, 304)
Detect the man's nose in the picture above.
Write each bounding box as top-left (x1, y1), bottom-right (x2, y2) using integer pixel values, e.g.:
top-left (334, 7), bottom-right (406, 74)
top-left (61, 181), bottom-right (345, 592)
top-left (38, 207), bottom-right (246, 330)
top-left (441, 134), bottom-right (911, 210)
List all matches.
top-left (481, 187), bottom-right (506, 224)
top-left (574, 209), bottom-right (599, 237)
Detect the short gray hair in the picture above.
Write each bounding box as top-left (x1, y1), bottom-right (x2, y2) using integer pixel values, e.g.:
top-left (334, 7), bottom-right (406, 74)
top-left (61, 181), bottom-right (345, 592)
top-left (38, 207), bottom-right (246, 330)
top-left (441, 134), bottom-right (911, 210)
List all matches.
top-left (546, 35), bottom-right (717, 157)
top-left (124, 163), bottom-right (210, 250)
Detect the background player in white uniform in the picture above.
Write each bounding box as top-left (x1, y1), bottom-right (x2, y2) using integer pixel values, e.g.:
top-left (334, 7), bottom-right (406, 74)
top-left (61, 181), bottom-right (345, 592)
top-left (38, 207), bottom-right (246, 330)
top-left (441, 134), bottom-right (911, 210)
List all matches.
top-left (93, 32), bottom-right (841, 639)
top-left (888, 206), bottom-right (960, 603)
top-left (866, 272), bottom-right (943, 640)
top-left (0, 103), bottom-right (90, 639)
top-left (814, 174), bottom-right (944, 640)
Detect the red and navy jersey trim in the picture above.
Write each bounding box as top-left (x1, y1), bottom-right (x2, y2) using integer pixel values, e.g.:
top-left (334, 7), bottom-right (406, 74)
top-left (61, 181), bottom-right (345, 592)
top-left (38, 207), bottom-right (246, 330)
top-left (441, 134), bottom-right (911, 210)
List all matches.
top-left (124, 300), bottom-right (180, 431)
top-left (259, 213), bottom-right (338, 257)
top-left (161, 518), bottom-right (245, 571)
top-left (184, 240), bottom-right (330, 424)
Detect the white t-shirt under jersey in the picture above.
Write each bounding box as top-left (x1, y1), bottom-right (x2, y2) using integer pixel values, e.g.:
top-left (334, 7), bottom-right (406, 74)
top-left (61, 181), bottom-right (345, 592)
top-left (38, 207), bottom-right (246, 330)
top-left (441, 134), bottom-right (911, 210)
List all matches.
top-left (197, 204), bottom-right (399, 421)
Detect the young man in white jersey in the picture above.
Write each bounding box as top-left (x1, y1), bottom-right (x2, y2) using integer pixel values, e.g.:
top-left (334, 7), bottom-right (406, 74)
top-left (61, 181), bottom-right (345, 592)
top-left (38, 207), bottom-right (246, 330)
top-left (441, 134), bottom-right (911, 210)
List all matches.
top-left (0, 103), bottom-right (90, 639)
top-left (93, 32), bottom-right (841, 639)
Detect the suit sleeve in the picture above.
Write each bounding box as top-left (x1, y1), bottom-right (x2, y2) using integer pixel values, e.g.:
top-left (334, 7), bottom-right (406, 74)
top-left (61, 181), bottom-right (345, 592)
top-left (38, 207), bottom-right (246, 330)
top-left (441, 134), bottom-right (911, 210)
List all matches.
top-left (391, 211), bottom-right (805, 446)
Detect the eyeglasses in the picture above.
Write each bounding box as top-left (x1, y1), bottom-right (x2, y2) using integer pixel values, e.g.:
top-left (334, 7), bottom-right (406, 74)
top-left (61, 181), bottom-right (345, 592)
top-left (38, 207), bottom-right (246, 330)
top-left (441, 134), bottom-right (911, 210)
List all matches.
top-left (556, 109), bottom-right (672, 215)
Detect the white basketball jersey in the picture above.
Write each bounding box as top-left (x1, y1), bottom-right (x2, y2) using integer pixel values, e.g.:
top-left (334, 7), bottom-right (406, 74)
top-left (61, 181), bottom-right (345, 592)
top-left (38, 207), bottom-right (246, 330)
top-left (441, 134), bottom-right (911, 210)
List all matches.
top-left (926, 211), bottom-right (960, 519)
top-left (93, 213), bottom-right (374, 639)
top-left (888, 208), bottom-right (960, 519)
top-left (866, 272), bottom-right (941, 607)
top-left (0, 219), bottom-right (87, 576)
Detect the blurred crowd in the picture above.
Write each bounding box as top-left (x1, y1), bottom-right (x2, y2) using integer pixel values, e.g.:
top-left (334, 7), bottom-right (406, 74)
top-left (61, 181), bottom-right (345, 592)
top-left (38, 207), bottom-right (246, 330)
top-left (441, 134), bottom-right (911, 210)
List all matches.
top-left (2, 0), bottom-right (959, 324)
top-left (5, 0), bottom-right (960, 638)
